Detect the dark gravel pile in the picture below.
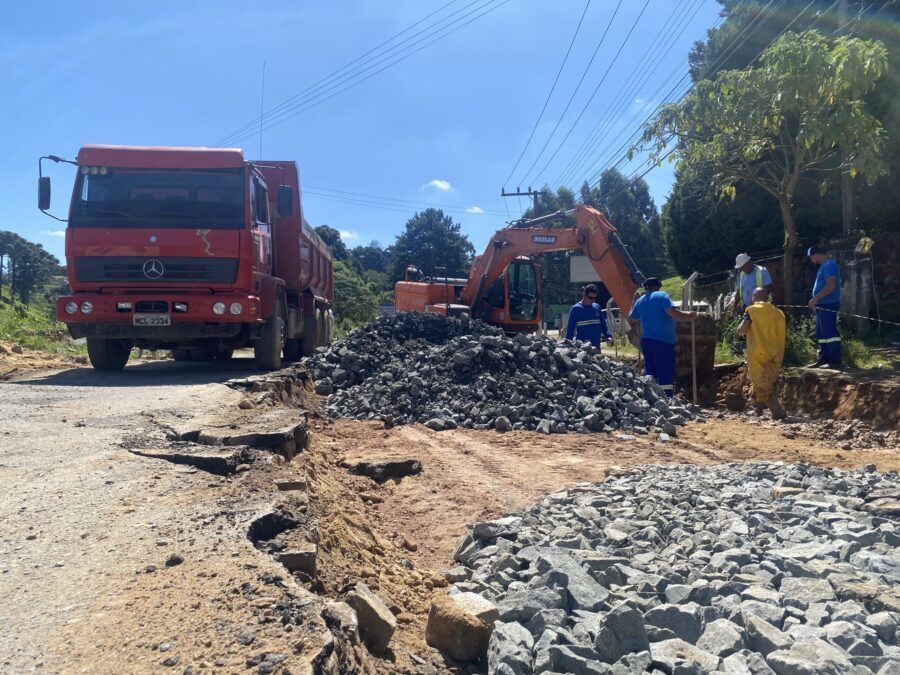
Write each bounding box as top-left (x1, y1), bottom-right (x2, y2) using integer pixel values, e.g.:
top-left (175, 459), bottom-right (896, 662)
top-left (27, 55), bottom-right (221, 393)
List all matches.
top-left (308, 313), bottom-right (699, 434)
top-left (447, 462), bottom-right (900, 674)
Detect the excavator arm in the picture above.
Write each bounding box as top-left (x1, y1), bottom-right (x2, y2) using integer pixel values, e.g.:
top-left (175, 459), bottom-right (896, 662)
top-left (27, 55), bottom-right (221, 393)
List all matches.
top-left (459, 205), bottom-right (645, 317)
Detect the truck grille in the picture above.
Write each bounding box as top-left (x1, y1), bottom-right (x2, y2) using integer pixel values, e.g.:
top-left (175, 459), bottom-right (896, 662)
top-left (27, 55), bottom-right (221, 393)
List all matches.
top-left (74, 257), bottom-right (239, 283)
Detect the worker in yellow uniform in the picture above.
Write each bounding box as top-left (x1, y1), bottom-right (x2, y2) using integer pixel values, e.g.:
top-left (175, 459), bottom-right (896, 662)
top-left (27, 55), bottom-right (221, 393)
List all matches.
top-left (737, 287), bottom-right (787, 420)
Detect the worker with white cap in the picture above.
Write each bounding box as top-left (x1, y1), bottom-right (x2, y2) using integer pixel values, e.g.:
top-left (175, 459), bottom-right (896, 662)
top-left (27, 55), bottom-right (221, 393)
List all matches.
top-left (734, 253), bottom-right (774, 309)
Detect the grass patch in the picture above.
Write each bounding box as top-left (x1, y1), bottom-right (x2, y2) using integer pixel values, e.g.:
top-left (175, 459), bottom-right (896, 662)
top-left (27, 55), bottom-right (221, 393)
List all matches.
top-left (0, 293), bottom-right (85, 356)
top-left (660, 275), bottom-right (685, 301)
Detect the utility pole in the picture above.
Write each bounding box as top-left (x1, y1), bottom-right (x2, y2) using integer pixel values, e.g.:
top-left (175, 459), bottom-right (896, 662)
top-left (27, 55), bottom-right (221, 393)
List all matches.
top-left (501, 186), bottom-right (544, 213)
top-left (839, 0), bottom-right (854, 237)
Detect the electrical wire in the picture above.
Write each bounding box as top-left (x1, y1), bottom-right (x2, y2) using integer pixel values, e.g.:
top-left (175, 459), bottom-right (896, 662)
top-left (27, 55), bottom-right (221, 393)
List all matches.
top-left (212, 0), bottom-right (466, 146)
top-left (513, 0), bottom-right (625, 187)
top-left (583, 0), bottom-right (788, 187)
top-left (526, 0), bottom-right (652, 187)
top-left (554, 0), bottom-right (705, 189)
top-left (213, 0), bottom-right (506, 147)
top-left (304, 184), bottom-right (507, 215)
top-left (503, 0), bottom-right (593, 187)
top-left (303, 189), bottom-right (504, 217)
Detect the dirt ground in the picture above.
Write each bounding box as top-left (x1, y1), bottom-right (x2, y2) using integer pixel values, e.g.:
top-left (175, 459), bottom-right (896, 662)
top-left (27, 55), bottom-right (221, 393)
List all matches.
top-left (0, 356), bottom-right (897, 674)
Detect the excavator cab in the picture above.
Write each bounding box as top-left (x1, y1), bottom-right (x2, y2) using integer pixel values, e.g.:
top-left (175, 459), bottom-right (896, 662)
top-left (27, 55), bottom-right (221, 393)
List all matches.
top-left (478, 257), bottom-right (542, 332)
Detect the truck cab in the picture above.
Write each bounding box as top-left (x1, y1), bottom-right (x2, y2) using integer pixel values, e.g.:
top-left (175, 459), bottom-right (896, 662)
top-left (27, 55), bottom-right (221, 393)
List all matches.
top-left (39, 145), bottom-right (333, 371)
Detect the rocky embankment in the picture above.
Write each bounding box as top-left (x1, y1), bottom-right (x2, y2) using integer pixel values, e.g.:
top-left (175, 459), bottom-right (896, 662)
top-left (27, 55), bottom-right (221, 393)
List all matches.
top-left (428, 462), bottom-right (900, 674)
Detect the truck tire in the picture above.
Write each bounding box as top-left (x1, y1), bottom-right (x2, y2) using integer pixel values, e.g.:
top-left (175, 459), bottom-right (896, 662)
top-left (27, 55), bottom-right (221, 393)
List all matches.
top-left (254, 299), bottom-right (284, 371)
top-left (87, 338), bottom-right (132, 371)
top-left (172, 349), bottom-right (194, 362)
top-left (301, 309), bottom-right (321, 357)
top-left (282, 338), bottom-right (302, 363)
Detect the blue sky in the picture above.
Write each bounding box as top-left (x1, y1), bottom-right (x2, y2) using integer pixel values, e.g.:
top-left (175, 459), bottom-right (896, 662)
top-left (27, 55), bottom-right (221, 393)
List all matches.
top-left (1, 0), bottom-right (722, 261)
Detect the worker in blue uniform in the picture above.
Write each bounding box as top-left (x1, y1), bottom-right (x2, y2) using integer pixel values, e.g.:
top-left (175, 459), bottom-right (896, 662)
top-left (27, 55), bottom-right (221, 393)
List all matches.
top-left (564, 284), bottom-right (612, 347)
top-left (807, 245), bottom-right (843, 369)
top-left (629, 277), bottom-right (700, 396)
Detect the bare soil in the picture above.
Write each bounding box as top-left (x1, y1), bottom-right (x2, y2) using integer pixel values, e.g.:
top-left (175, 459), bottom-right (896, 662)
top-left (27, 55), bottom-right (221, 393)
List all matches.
top-left (1, 356), bottom-right (897, 674)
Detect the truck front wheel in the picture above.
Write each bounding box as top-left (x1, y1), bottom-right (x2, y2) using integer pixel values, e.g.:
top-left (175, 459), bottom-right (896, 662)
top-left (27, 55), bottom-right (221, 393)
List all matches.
top-left (86, 338), bottom-right (132, 371)
top-left (254, 300), bottom-right (284, 371)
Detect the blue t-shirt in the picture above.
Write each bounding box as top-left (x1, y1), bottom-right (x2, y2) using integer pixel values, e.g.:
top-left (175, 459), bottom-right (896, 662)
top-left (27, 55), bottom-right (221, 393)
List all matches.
top-left (813, 258), bottom-right (841, 305)
top-left (565, 302), bottom-right (610, 346)
top-left (629, 291), bottom-right (676, 344)
top-left (738, 265), bottom-right (773, 306)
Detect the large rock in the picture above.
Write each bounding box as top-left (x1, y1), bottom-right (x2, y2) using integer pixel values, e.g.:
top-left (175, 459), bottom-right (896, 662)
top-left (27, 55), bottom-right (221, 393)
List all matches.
top-left (649, 638), bottom-right (720, 673)
top-left (548, 645), bottom-right (611, 674)
top-left (594, 603), bottom-right (650, 663)
top-left (644, 603), bottom-right (703, 644)
top-left (697, 618), bottom-right (745, 657)
top-left (487, 621), bottom-right (534, 675)
top-left (765, 638), bottom-right (853, 674)
top-left (425, 592), bottom-right (498, 662)
top-left (497, 587), bottom-right (566, 623)
top-left (780, 578), bottom-right (836, 610)
top-left (746, 616), bottom-right (793, 656)
top-left (345, 583), bottom-right (396, 656)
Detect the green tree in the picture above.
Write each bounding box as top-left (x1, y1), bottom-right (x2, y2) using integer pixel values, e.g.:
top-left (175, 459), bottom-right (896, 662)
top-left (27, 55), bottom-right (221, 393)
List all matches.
top-left (579, 169), bottom-right (669, 277)
top-left (332, 259), bottom-right (377, 331)
top-left (391, 208), bottom-right (475, 281)
top-left (350, 241), bottom-right (389, 274)
top-left (0, 231), bottom-right (59, 304)
top-left (640, 30), bottom-right (888, 303)
top-left (314, 225), bottom-right (349, 260)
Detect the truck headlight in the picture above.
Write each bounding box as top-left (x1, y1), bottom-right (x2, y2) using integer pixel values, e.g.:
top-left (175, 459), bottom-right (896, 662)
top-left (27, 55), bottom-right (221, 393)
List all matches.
top-left (212, 302), bottom-right (226, 316)
top-left (80, 301), bottom-right (93, 314)
top-left (229, 302), bottom-right (243, 315)
top-left (64, 301), bottom-right (78, 315)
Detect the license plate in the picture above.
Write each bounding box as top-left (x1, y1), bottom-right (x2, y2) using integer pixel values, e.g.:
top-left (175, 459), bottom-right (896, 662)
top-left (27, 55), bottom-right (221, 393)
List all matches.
top-left (133, 313), bottom-right (171, 327)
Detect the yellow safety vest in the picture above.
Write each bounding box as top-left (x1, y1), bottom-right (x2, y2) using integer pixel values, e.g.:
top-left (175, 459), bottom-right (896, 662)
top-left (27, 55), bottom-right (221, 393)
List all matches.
top-left (739, 266), bottom-right (764, 306)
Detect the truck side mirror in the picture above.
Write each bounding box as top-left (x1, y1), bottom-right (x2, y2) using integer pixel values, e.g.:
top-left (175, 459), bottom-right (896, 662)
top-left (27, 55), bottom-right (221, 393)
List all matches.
top-left (39, 176), bottom-right (51, 211)
top-left (277, 185), bottom-right (293, 217)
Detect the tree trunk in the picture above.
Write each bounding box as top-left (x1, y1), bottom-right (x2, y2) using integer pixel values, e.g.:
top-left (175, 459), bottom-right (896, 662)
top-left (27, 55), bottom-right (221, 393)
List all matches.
top-left (779, 199), bottom-right (799, 308)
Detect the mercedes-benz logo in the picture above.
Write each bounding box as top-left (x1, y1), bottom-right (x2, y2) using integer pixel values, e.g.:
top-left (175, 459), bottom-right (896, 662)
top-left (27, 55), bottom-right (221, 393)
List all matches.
top-left (143, 259), bottom-right (165, 279)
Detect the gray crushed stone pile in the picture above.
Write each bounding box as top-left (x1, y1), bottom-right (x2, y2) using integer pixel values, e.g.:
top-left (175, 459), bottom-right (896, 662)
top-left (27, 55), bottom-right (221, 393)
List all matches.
top-left (447, 462), bottom-right (900, 674)
top-left (309, 312), bottom-right (700, 434)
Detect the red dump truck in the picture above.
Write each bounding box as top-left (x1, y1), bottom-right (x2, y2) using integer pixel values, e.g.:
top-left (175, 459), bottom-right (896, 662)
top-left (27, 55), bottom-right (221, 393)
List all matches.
top-left (38, 145), bottom-right (334, 371)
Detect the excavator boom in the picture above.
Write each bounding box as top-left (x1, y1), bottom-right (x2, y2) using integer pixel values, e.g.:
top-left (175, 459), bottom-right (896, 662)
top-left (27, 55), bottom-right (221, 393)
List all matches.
top-left (460, 205), bottom-right (644, 317)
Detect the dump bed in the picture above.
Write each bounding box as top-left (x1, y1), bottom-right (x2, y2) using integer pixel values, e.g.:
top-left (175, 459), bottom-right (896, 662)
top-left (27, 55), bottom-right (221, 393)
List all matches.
top-left (258, 162), bottom-right (333, 302)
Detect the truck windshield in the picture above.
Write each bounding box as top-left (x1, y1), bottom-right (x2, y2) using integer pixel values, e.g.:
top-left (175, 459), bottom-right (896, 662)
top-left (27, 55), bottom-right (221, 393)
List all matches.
top-left (70, 169), bottom-right (245, 229)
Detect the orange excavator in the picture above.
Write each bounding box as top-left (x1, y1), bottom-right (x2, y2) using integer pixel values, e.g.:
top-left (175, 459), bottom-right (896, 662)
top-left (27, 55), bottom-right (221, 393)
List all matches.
top-left (394, 204), bottom-right (718, 402)
top-left (395, 205), bottom-right (643, 331)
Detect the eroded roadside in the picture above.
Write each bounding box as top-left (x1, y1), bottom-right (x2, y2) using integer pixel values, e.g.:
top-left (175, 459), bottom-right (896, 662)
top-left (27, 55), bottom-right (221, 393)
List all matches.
top-left (1, 359), bottom-right (897, 674)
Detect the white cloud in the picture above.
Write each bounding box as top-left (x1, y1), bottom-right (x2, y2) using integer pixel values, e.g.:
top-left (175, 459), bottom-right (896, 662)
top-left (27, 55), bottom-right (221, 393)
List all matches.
top-left (339, 229), bottom-right (359, 241)
top-left (422, 179), bottom-right (453, 192)
top-left (42, 230), bottom-right (66, 238)
top-left (465, 206), bottom-right (485, 214)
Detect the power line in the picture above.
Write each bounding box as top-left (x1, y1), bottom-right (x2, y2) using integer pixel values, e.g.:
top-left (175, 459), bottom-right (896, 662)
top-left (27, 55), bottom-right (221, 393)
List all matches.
top-left (526, 0), bottom-right (652, 186)
top-left (304, 184), bottom-right (507, 215)
top-left (502, 0), bottom-right (592, 187)
top-left (303, 189), bottom-right (505, 218)
top-left (215, 0), bottom-right (502, 147)
top-left (213, 0), bottom-right (465, 147)
top-left (554, 0), bottom-right (705, 189)
top-left (213, 0), bottom-right (507, 148)
top-left (513, 0), bottom-right (625, 187)
top-left (584, 0), bottom-right (786, 187)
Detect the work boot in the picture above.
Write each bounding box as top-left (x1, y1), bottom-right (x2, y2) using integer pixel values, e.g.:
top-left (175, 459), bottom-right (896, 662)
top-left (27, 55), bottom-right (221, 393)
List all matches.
top-left (769, 398), bottom-right (787, 421)
top-left (807, 359), bottom-right (827, 369)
